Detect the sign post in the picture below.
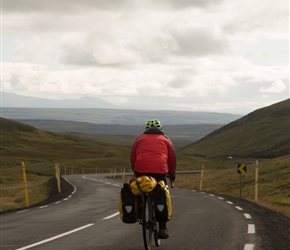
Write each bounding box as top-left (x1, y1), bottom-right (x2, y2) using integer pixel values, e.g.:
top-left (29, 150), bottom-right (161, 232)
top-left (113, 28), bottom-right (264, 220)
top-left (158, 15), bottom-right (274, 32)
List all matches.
top-left (237, 164), bottom-right (247, 198)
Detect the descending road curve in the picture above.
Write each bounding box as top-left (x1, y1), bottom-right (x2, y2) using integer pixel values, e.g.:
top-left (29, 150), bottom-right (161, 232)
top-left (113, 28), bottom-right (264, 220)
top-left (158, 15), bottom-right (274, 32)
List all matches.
top-left (1, 174), bottom-right (289, 250)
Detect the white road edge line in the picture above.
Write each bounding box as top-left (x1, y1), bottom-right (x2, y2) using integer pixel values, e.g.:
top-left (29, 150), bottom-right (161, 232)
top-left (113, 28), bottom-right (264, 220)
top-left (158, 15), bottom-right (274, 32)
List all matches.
top-left (248, 224), bottom-right (255, 234)
top-left (244, 213), bottom-right (252, 219)
top-left (244, 244), bottom-right (255, 250)
top-left (103, 212), bottom-right (119, 220)
top-left (15, 224), bottom-right (94, 250)
top-left (227, 201), bottom-right (233, 204)
top-left (235, 206), bottom-right (243, 210)
top-left (16, 210), bottom-right (29, 214)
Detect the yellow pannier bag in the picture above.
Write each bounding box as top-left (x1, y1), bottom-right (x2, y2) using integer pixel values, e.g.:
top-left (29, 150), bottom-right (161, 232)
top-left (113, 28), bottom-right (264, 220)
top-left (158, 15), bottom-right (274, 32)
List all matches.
top-left (119, 183), bottom-right (138, 223)
top-left (152, 180), bottom-right (172, 221)
top-left (130, 176), bottom-right (157, 196)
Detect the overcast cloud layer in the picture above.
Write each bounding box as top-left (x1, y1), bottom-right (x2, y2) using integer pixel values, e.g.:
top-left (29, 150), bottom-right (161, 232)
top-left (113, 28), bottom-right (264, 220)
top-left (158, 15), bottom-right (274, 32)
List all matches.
top-left (1, 0), bottom-right (289, 114)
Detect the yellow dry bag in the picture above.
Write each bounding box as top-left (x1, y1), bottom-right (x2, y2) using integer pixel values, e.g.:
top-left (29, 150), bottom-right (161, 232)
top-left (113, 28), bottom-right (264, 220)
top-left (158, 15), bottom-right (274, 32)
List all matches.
top-left (130, 176), bottom-right (157, 196)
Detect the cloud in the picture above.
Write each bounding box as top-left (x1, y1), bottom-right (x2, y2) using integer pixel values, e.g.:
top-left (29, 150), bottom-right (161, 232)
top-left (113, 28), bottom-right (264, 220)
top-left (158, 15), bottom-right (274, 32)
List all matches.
top-left (259, 80), bottom-right (287, 94)
top-left (168, 77), bottom-right (189, 89)
top-left (221, 0), bottom-right (288, 39)
top-left (168, 23), bottom-right (232, 56)
top-left (151, 0), bottom-right (224, 9)
top-left (2, 0), bottom-right (289, 113)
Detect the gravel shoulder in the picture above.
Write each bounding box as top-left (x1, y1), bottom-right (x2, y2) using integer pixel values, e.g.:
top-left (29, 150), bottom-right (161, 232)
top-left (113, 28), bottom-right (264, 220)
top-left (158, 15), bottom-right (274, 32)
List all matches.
top-left (219, 194), bottom-right (290, 250)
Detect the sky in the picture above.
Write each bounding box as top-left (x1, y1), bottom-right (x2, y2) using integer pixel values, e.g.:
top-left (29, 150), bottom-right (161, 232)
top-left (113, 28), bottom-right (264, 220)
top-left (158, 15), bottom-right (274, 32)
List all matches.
top-left (1, 0), bottom-right (289, 114)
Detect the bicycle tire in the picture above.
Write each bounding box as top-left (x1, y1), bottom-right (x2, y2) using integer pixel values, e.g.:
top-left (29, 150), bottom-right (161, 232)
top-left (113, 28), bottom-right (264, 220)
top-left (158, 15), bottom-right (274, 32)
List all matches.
top-left (142, 196), bottom-right (154, 250)
top-left (153, 211), bottom-right (161, 246)
top-left (148, 195), bottom-right (161, 246)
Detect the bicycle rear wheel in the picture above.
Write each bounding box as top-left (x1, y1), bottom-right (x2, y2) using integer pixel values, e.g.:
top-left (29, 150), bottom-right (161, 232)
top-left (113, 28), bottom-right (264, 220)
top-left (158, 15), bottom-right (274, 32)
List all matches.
top-left (154, 221), bottom-right (161, 246)
top-left (142, 197), bottom-right (154, 250)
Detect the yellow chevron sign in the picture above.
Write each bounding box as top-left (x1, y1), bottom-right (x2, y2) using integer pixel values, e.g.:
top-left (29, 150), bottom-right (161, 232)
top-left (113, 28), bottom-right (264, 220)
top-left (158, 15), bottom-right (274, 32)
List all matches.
top-left (237, 164), bottom-right (247, 174)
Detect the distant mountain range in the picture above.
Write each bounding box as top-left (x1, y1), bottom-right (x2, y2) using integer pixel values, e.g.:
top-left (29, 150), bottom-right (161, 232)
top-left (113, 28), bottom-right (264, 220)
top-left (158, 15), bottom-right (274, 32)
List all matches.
top-left (1, 107), bottom-right (242, 125)
top-left (1, 92), bottom-right (244, 125)
top-left (1, 92), bottom-right (115, 109)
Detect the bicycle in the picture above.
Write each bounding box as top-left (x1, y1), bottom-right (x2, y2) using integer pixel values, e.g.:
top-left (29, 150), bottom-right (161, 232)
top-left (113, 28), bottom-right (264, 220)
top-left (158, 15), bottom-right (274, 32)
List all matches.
top-left (138, 175), bottom-right (174, 250)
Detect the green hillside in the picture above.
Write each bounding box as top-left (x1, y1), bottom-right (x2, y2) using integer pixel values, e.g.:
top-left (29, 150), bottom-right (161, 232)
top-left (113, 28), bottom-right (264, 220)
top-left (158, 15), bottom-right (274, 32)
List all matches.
top-left (181, 99), bottom-right (290, 159)
top-left (177, 99), bottom-right (290, 217)
top-left (0, 117), bottom-right (131, 172)
top-left (0, 117), bottom-right (132, 211)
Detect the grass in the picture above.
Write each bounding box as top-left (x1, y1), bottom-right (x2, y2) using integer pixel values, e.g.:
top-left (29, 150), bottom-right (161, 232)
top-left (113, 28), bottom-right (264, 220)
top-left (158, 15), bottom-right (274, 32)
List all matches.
top-left (119, 154), bottom-right (290, 218)
top-left (182, 99), bottom-right (290, 158)
top-left (1, 116), bottom-right (289, 219)
top-left (172, 154), bottom-right (290, 218)
top-left (0, 117), bottom-right (132, 212)
top-left (0, 174), bottom-right (50, 211)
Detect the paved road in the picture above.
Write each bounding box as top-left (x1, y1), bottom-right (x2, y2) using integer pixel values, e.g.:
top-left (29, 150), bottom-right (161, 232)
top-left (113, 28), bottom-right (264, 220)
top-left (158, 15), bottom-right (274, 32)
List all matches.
top-left (1, 174), bottom-right (289, 250)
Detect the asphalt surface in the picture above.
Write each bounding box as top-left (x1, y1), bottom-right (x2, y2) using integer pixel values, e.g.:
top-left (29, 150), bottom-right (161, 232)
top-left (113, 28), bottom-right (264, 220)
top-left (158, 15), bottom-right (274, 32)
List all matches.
top-left (1, 174), bottom-right (289, 250)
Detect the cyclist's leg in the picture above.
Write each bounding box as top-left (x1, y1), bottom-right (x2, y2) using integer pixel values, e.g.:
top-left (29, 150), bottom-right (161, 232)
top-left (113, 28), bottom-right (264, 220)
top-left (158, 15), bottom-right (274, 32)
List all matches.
top-left (158, 221), bottom-right (169, 239)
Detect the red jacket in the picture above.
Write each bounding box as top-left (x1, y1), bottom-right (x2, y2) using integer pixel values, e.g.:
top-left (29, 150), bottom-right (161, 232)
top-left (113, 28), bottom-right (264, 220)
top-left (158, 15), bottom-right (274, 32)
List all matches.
top-left (131, 127), bottom-right (176, 175)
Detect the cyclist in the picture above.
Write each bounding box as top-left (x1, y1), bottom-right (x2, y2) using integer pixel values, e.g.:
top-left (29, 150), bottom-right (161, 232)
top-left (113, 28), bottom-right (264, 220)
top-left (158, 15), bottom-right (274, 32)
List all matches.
top-left (131, 119), bottom-right (176, 239)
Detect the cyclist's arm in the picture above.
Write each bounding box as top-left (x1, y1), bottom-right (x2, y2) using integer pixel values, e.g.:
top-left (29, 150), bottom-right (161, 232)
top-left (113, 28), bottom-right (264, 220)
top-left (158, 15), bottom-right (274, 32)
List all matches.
top-left (166, 174), bottom-right (174, 188)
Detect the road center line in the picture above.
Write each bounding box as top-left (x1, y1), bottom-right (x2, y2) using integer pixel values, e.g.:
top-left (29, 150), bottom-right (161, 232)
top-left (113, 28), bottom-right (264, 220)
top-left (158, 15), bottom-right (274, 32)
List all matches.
top-left (15, 223), bottom-right (94, 250)
top-left (103, 212), bottom-right (119, 220)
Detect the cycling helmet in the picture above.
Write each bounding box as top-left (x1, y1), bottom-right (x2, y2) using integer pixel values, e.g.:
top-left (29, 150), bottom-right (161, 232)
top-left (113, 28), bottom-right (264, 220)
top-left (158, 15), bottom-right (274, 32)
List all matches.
top-left (145, 119), bottom-right (163, 130)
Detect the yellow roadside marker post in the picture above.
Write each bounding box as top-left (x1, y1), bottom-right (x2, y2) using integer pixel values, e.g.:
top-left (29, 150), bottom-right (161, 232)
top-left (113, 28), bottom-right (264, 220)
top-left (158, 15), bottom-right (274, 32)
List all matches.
top-left (21, 162), bottom-right (29, 207)
top-left (55, 163), bottom-right (61, 193)
top-left (199, 165), bottom-right (204, 191)
top-left (255, 161), bottom-right (259, 203)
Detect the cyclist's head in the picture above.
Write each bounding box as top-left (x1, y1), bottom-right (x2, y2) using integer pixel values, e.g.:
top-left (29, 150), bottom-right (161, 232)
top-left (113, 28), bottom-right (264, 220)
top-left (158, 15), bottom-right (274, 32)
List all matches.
top-left (145, 119), bottom-right (163, 130)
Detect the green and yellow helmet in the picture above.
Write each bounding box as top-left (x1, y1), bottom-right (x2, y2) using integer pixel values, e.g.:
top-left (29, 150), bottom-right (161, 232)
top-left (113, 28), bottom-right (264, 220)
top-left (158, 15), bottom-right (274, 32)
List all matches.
top-left (145, 119), bottom-right (163, 130)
